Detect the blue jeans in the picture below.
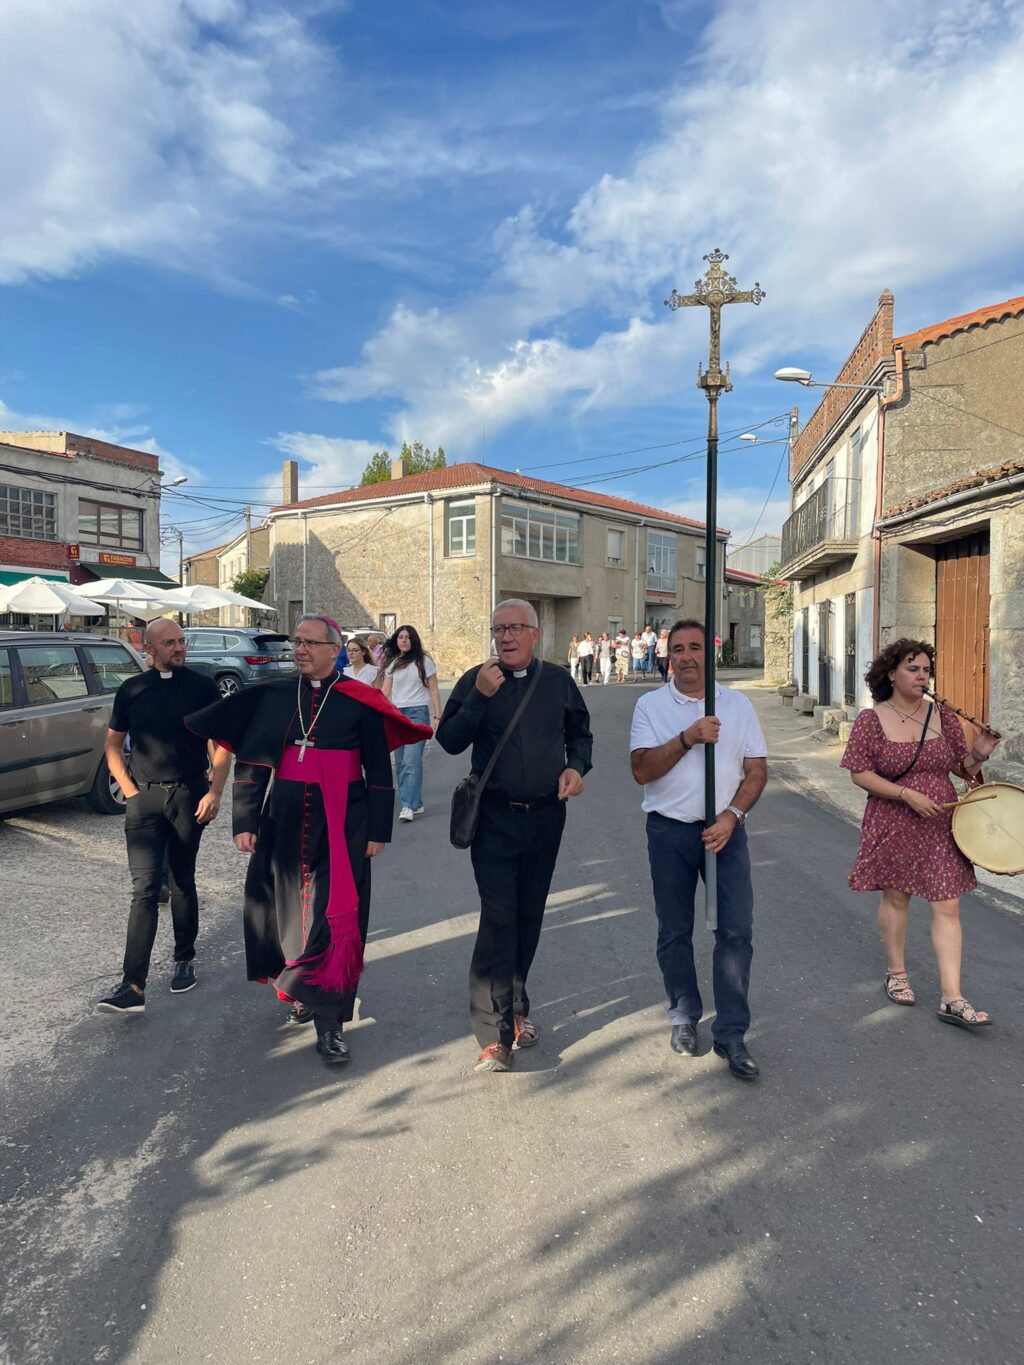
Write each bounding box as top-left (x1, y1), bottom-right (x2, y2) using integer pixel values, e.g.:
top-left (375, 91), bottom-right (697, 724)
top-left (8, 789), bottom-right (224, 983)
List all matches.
top-left (645, 811), bottom-right (754, 1042)
top-left (394, 705), bottom-right (430, 809)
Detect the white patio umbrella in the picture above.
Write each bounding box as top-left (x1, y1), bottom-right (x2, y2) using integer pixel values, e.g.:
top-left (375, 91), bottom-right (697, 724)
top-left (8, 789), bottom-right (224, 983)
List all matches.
top-left (163, 584), bottom-right (277, 613)
top-left (76, 578), bottom-right (174, 606)
top-left (0, 576), bottom-right (106, 618)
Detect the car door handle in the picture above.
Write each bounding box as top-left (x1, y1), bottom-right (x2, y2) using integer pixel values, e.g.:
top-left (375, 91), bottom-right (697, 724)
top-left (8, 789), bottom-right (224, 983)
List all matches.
top-left (83, 704), bottom-right (104, 711)
top-left (2, 719), bottom-right (20, 727)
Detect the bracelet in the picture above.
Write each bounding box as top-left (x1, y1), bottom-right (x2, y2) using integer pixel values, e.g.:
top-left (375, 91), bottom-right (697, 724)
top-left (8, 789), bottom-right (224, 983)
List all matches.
top-left (679, 732), bottom-right (691, 753)
top-left (896, 787), bottom-right (906, 802)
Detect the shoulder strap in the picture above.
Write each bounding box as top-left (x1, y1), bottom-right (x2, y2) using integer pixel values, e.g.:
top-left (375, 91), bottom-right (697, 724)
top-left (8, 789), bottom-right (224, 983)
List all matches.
top-left (891, 702), bottom-right (934, 782)
top-left (476, 662), bottom-right (544, 793)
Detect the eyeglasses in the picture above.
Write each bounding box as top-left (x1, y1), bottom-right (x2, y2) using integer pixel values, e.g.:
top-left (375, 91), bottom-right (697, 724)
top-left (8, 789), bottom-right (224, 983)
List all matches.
top-left (290, 637), bottom-right (337, 649)
top-left (492, 623), bottom-right (534, 637)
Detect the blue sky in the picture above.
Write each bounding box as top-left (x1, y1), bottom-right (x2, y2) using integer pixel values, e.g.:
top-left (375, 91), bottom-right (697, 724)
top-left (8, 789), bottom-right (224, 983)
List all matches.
top-left (2, 0), bottom-right (1023, 564)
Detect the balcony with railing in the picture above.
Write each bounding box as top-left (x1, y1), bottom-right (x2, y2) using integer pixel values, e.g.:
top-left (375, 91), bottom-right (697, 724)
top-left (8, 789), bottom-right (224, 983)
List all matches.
top-left (780, 480), bottom-right (860, 580)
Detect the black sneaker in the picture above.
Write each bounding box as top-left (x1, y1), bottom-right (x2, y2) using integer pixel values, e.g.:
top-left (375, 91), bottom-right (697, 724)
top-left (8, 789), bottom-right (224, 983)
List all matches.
top-left (170, 960), bottom-right (197, 994)
top-left (97, 982), bottom-right (145, 1015)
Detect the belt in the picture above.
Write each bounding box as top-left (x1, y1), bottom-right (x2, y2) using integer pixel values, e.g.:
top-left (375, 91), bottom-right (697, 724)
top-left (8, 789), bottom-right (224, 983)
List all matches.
top-left (142, 774), bottom-right (207, 789)
top-left (483, 792), bottom-right (561, 813)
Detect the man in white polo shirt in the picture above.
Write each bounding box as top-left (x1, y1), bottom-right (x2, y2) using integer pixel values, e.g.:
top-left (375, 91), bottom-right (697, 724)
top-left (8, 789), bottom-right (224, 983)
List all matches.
top-left (629, 619), bottom-right (768, 1081)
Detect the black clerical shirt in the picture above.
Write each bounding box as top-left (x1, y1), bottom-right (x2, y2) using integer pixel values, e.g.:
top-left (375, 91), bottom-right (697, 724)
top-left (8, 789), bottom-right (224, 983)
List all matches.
top-left (109, 666), bottom-right (218, 784)
top-left (436, 657), bottom-right (592, 802)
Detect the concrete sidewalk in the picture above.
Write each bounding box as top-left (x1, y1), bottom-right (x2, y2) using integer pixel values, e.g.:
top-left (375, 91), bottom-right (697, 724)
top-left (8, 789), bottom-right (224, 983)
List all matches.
top-left (726, 668), bottom-right (1024, 912)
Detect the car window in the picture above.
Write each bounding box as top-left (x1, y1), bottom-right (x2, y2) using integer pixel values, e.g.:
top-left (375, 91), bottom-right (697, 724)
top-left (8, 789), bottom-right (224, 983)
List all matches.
top-left (0, 648), bottom-right (13, 708)
top-left (252, 635), bottom-right (291, 655)
top-left (187, 634), bottom-right (225, 653)
top-left (222, 635), bottom-right (243, 650)
top-left (16, 645), bottom-right (91, 704)
top-left (84, 644), bottom-right (143, 693)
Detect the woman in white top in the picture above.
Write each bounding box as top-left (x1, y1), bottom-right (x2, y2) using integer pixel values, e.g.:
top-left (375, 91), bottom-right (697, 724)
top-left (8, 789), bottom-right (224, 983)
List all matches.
top-left (567, 634), bottom-right (580, 682)
top-left (630, 631), bottom-right (646, 680)
top-left (342, 637), bottom-right (379, 685)
top-left (598, 632), bottom-right (613, 685)
top-left (380, 624), bottom-right (442, 821)
top-left (577, 631), bottom-right (595, 686)
top-left (655, 628), bottom-right (669, 681)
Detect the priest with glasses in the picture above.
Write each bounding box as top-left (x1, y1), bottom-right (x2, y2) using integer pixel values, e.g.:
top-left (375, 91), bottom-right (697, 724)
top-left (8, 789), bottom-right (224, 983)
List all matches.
top-left (187, 614), bottom-right (431, 1066)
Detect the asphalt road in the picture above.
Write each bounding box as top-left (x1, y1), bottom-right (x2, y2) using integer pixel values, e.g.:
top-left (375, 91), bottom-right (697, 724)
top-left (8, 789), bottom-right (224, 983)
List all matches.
top-left (1, 680), bottom-right (1021, 1365)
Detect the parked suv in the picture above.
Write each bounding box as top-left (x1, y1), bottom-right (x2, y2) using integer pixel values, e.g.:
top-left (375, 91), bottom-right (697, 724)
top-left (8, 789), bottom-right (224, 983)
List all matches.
top-left (0, 631), bottom-right (146, 816)
top-left (182, 627), bottom-right (295, 696)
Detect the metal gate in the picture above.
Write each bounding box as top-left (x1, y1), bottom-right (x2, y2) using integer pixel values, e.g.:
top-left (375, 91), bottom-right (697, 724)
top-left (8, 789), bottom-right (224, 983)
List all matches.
top-left (817, 599), bottom-right (833, 706)
top-left (801, 607), bottom-right (809, 693)
top-left (935, 532), bottom-right (990, 723)
top-left (844, 591), bottom-right (857, 706)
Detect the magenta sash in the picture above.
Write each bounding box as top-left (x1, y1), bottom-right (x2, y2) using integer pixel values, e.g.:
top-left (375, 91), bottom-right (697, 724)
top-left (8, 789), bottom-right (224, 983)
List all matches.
top-left (277, 745), bottom-right (364, 992)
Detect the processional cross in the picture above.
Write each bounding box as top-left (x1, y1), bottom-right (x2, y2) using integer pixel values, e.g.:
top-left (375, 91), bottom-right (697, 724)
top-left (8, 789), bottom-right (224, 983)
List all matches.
top-left (664, 249), bottom-right (764, 929)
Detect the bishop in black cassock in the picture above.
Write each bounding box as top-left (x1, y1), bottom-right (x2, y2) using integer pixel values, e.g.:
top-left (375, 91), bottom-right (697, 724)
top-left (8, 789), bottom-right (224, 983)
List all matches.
top-left (187, 616), bottom-right (431, 1066)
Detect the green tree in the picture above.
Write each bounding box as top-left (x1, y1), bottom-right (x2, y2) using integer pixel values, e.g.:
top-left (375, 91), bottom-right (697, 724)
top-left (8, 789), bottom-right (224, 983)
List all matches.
top-left (756, 562), bottom-right (792, 620)
top-left (360, 441), bottom-right (446, 485)
top-left (232, 567), bottom-right (269, 602)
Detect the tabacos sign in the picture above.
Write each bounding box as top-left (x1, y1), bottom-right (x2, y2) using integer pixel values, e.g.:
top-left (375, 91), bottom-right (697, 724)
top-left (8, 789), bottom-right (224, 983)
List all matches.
top-left (98, 551), bottom-right (137, 567)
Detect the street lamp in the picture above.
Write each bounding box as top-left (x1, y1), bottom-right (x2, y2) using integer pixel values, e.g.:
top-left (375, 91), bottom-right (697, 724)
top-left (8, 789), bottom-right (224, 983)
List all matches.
top-left (774, 367), bottom-right (886, 394)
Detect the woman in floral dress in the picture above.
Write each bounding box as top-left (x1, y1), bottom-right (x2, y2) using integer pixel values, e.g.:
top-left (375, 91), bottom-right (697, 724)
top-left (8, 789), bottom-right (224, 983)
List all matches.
top-left (841, 639), bottom-right (1000, 1029)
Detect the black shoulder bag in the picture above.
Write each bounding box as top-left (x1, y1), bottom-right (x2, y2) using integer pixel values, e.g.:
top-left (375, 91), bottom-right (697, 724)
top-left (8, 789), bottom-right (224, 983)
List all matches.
top-left (449, 664), bottom-right (544, 850)
top-left (891, 702), bottom-right (934, 782)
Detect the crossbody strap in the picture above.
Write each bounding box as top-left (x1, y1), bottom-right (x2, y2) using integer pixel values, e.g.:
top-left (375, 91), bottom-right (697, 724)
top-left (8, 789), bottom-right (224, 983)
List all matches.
top-left (891, 702), bottom-right (934, 783)
top-left (476, 662), bottom-right (544, 794)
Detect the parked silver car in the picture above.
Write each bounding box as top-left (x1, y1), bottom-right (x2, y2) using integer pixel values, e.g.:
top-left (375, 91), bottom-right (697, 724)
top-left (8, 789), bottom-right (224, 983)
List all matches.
top-left (0, 631), bottom-right (146, 816)
top-left (181, 627), bottom-right (296, 697)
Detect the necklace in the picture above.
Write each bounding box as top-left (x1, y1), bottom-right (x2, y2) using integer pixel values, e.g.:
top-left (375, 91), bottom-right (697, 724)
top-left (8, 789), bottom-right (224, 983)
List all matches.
top-left (295, 671), bottom-right (339, 762)
top-left (885, 697), bottom-right (924, 725)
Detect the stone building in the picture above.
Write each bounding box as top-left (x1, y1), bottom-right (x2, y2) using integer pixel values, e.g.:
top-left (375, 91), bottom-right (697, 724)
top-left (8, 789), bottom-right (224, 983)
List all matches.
top-left (266, 459), bottom-right (727, 675)
top-left (724, 567), bottom-right (766, 666)
top-left (779, 291), bottom-right (1024, 773)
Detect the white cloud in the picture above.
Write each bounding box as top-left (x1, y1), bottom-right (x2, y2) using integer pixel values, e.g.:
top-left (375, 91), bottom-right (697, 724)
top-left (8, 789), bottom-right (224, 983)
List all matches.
top-left (312, 0), bottom-right (1024, 449)
top-left (666, 483), bottom-right (790, 549)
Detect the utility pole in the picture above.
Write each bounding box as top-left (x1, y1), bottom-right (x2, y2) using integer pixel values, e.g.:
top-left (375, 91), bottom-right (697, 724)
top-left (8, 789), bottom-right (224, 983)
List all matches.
top-left (664, 249), bottom-right (765, 929)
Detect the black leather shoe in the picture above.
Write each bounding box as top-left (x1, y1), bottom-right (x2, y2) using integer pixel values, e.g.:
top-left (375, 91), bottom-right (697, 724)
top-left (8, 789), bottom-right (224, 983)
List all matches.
top-left (315, 1029), bottom-right (351, 1066)
top-left (288, 1004), bottom-right (315, 1026)
top-left (712, 1040), bottom-right (759, 1081)
top-left (670, 1023), bottom-right (699, 1056)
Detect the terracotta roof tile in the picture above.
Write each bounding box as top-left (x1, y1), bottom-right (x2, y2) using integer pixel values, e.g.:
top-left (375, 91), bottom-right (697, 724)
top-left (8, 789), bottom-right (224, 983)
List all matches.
top-left (882, 459), bottom-right (1024, 519)
top-left (272, 461), bottom-right (729, 535)
top-left (895, 295), bottom-right (1024, 351)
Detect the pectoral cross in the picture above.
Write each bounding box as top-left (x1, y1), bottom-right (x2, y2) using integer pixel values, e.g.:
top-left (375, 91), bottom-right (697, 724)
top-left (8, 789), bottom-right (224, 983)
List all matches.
top-left (664, 248), bottom-right (764, 931)
top-left (295, 736), bottom-right (314, 762)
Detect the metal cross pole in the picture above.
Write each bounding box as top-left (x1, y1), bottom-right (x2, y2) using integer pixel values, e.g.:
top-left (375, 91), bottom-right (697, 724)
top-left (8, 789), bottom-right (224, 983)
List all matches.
top-left (665, 249), bottom-right (765, 929)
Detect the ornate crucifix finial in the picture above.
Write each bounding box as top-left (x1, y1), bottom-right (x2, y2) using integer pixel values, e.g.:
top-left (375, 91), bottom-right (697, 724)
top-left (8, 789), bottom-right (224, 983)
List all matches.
top-left (665, 248), bottom-right (765, 401)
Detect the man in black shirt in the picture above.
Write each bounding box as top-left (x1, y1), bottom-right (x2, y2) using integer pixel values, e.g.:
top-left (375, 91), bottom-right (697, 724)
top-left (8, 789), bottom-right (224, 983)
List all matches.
top-left (97, 619), bottom-right (231, 1015)
top-left (437, 598), bottom-right (592, 1072)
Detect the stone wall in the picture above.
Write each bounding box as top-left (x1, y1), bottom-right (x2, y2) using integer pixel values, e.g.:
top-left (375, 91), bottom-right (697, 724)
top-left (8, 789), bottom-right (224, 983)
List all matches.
top-left (763, 591), bottom-right (793, 684)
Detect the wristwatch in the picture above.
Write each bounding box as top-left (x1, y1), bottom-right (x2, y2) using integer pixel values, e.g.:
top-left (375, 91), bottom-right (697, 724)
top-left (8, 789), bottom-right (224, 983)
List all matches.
top-left (726, 805), bottom-right (747, 826)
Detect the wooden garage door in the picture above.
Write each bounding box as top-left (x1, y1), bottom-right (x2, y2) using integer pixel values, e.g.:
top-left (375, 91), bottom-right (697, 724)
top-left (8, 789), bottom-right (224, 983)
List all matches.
top-left (935, 532), bottom-right (990, 724)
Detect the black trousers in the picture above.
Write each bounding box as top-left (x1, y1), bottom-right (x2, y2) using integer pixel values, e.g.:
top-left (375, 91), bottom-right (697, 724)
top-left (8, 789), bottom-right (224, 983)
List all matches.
top-left (122, 778), bottom-right (208, 989)
top-left (580, 655), bottom-right (594, 684)
top-left (468, 797), bottom-right (567, 1047)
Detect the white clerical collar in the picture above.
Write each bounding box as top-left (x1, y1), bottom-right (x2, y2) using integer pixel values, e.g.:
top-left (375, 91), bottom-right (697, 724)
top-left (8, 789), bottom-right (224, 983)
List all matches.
top-left (158, 671), bottom-right (173, 680)
top-left (310, 678), bottom-right (322, 689)
top-left (513, 668), bottom-right (528, 678)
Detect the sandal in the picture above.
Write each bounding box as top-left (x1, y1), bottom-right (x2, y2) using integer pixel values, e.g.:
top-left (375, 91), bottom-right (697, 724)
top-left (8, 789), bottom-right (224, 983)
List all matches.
top-left (884, 972), bottom-right (916, 1006)
top-left (936, 997), bottom-right (993, 1029)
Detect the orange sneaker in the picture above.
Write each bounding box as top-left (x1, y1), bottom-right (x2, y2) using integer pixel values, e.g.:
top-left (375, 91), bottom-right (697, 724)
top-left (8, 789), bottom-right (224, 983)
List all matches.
top-left (474, 1042), bottom-right (512, 1072)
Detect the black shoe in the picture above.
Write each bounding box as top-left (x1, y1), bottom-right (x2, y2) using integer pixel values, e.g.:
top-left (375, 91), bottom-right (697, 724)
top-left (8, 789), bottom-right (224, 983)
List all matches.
top-left (712, 1040), bottom-right (759, 1081)
top-left (170, 960), bottom-right (197, 994)
top-left (288, 1003), bottom-right (315, 1026)
top-left (315, 1028), bottom-right (351, 1066)
top-left (97, 982), bottom-right (145, 1015)
top-left (670, 1022), bottom-right (699, 1056)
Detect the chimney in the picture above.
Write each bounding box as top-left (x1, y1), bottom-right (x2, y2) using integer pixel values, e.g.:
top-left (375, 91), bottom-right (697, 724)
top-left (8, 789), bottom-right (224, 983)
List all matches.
top-left (282, 459), bottom-right (299, 504)
top-left (391, 455), bottom-right (409, 481)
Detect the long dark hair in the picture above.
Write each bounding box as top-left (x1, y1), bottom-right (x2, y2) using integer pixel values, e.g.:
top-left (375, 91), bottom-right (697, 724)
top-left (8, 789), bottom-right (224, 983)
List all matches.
top-left (864, 638), bottom-right (934, 702)
top-left (380, 623), bottom-right (431, 686)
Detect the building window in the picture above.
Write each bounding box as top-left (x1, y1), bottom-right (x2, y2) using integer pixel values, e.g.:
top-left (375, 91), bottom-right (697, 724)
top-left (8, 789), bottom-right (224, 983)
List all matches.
top-left (695, 544), bottom-right (706, 580)
top-left (445, 499), bottom-right (476, 556)
top-left (647, 531), bottom-right (676, 592)
top-left (0, 484), bottom-right (57, 541)
top-left (607, 528), bottom-right (624, 565)
top-left (500, 499), bottom-right (580, 564)
top-left (79, 500), bottom-right (143, 551)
